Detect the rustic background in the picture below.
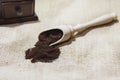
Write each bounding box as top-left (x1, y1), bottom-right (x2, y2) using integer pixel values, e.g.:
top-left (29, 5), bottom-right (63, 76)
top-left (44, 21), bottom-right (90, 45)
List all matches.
top-left (0, 0), bottom-right (120, 80)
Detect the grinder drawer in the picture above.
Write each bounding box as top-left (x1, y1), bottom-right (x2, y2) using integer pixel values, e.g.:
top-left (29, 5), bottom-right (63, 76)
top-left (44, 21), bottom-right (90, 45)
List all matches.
top-left (0, 1), bottom-right (2, 18)
top-left (1, 1), bottom-right (34, 18)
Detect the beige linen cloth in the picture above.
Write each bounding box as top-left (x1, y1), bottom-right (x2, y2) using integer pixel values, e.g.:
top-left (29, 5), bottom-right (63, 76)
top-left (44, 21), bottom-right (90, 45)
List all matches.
top-left (0, 0), bottom-right (120, 80)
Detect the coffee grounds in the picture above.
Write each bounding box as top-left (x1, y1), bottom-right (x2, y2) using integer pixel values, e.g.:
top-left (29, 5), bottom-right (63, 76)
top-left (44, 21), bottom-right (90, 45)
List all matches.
top-left (25, 29), bottom-right (63, 63)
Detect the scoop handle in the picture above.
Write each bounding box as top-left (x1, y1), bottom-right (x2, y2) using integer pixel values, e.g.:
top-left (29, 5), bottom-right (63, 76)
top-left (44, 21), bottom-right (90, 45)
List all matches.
top-left (73, 13), bottom-right (117, 33)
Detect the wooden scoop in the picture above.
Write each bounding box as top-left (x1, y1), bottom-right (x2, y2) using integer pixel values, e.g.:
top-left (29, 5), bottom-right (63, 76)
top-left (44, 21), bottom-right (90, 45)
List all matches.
top-left (43, 13), bottom-right (117, 46)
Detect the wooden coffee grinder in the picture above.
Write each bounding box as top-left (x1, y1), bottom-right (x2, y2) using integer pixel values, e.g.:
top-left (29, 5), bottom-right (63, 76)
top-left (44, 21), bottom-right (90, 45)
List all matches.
top-left (0, 0), bottom-right (38, 25)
